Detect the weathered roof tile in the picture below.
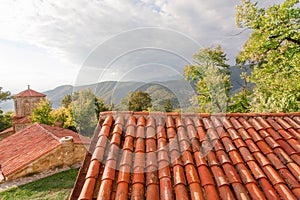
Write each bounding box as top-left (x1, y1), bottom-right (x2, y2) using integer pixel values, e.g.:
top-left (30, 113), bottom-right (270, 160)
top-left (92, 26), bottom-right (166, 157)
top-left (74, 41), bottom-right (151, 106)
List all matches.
top-left (0, 123), bottom-right (90, 178)
top-left (14, 88), bottom-right (46, 97)
top-left (71, 112), bottom-right (300, 200)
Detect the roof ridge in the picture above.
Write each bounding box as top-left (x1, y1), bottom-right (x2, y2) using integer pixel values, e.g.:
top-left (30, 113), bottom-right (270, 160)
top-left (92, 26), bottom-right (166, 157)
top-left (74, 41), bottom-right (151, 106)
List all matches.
top-left (99, 111), bottom-right (300, 118)
top-left (35, 123), bottom-right (61, 142)
top-left (14, 88), bottom-right (46, 97)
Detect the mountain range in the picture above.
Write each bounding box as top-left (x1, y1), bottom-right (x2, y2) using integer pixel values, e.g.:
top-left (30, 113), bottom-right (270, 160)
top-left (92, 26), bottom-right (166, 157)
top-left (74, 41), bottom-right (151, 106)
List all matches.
top-left (1, 66), bottom-right (247, 112)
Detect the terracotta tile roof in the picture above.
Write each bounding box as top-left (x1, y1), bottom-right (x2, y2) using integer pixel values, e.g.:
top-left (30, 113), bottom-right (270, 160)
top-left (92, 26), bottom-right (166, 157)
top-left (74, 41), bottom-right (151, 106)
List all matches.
top-left (71, 111), bottom-right (300, 200)
top-left (40, 124), bottom-right (91, 145)
top-left (0, 123), bottom-right (90, 177)
top-left (0, 127), bottom-right (13, 136)
top-left (14, 88), bottom-right (46, 97)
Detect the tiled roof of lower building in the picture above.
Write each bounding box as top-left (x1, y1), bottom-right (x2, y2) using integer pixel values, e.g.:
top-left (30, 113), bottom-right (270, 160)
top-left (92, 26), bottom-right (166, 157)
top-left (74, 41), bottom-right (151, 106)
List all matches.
top-left (0, 123), bottom-right (90, 177)
top-left (71, 111), bottom-right (300, 200)
top-left (0, 127), bottom-right (13, 136)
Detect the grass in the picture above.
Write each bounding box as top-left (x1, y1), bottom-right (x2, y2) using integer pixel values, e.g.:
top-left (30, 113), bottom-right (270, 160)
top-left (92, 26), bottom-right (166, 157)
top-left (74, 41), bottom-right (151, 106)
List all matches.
top-left (0, 168), bottom-right (79, 200)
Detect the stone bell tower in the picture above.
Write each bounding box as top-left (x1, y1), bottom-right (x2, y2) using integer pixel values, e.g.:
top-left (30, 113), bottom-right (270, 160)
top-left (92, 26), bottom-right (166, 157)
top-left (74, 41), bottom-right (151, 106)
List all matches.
top-left (13, 85), bottom-right (46, 132)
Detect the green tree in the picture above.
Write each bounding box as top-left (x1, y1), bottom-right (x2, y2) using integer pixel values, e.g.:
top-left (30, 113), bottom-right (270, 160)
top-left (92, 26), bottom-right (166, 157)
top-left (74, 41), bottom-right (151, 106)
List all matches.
top-left (184, 45), bottom-right (231, 113)
top-left (57, 90), bottom-right (113, 135)
top-left (94, 97), bottom-right (112, 120)
top-left (121, 90), bottom-right (152, 111)
top-left (31, 97), bottom-right (78, 131)
top-left (0, 87), bottom-right (11, 132)
top-left (164, 99), bottom-right (174, 112)
top-left (30, 90), bottom-right (113, 135)
top-left (0, 87), bottom-right (10, 102)
top-left (0, 112), bottom-right (12, 132)
top-left (30, 99), bottom-right (55, 125)
top-left (61, 94), bottom-right (72, 108)
top-left (228, 88), bottom-right (251, 113)
top-left (228, 68), bottom-right (252, 113)
top-left (236, 0), bottom-right (300, 112)
top-left (52, 105), bottom-right (77, 131)
top-left (72, 89), bottom-right (102, 136)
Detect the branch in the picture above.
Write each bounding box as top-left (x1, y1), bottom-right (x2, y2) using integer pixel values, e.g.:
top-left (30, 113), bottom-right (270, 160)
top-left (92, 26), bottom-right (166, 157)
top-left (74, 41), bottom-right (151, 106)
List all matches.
top-left (286, 36), bottom-right (300, 46)
top-left (269, 34), bottom-right (300, 46)
top-left (230, 28), bottom-right (250, 36)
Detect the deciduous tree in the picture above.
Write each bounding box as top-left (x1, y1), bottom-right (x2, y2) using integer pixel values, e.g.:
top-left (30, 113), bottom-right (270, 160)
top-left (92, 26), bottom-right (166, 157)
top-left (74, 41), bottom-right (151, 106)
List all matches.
top-left (236, 0), bottom-right (300, 112)
top-left (31, 89), bottom-right (112, 136)
top-left (61, 94), bottom-right (72, 108)
top-left (52, 105), bottom-right (77, 131)
top-left (0, 87), bottom-right (11, 132)
top-left (121, 90), bottom-right (152, 111)
top-left (184, 45), bottom-right (231, 113)
top-left (31, 99), bottom-right (55, 125)
top-left (164, 99), bottom-right (174, 112)
top-left (94, 97), bottom-right (113, 120)
top-left (72, 89), bottom-right (99, 136)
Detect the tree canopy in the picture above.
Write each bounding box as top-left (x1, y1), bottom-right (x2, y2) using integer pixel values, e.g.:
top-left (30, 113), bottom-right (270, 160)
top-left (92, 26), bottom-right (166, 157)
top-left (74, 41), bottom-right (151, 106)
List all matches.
top-left (52, 105), bottom-right (77, 132)
top-left (236, 0), bottom-right (300, 112)
top-left (121, 90), bottom-right (152, 111)
top-left (0, 87), bottom-right (10, 102)
top-left (31, 99), bottom-right (55, 125)
top-left (187, 0), bottom-right (300, 113)
top-left (94, 97), bottom-right (113, 120)
top-left (31, 89), bottom-right (111, 136)
top-left (164, 99), bottom-right (174, 112)
top-left (0, 87), bottom-right (12, 132)
top-left (61, 94), bottom-right (72, 108)
top-left (72, 89), bottom-right (112, 136)
top-left (184, 45), bottom-right (231, 113)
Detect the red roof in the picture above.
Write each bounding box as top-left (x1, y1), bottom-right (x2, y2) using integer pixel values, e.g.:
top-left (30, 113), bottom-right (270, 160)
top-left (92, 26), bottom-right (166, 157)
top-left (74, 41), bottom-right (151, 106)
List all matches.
top-left (41, 124), bottom-right (91, 145)
top-left (71, 111), bottom-right (300, 200)
top-left (14, 88), bottom-right (46, 97)
top-left (0, 123), bottom-right (90, 177)
top-left (0, 127), bottom-right (13, 136)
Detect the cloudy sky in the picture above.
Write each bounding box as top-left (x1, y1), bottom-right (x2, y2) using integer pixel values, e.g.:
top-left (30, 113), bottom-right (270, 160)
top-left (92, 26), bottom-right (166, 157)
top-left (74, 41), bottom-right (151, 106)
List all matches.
top-left (0, 0), bottom-right (283, 94)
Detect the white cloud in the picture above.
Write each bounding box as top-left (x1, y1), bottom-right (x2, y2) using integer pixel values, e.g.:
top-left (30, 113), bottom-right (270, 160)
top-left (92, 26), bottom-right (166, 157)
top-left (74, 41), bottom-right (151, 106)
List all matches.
top-left (0, 0), bottom-right (243, 62)
top-left (0, 0), bottom-right (285, 90)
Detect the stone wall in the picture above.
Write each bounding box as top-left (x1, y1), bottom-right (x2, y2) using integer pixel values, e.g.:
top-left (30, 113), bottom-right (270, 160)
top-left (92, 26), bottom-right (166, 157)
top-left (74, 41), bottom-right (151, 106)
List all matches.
top-left (14, 123), bottom-right (31, 133)
top-left (0, 130), bottom-right (14, 141)
top-left (14, 96), bottom-right (45, 117)
top-left (6, 137), bottom-right (87, 180)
